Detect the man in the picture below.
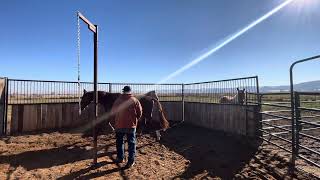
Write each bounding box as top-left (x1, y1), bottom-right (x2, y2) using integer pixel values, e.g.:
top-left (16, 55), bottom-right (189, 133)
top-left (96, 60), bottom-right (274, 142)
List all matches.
top-left (111, 86), bottom-right (142, 168)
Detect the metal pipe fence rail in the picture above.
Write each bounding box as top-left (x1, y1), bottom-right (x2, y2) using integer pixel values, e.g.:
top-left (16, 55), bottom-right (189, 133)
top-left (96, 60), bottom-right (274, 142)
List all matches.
top-left (7, 79), bottom-right (184, 105)
top-left (295, 92), bottom-right (320, 168)
top-left (4, 77), bottom-right (261, 137)
top-left (184, 76), bottom-right (259, 103)
top-left (108, 83), bottom-right (183, 102)
top-left (247, 91), bottom-right (320, 170)
top-left (7, 77), bottom-right (259, 105)
top-left (247, 92), bottom-right (294, 153)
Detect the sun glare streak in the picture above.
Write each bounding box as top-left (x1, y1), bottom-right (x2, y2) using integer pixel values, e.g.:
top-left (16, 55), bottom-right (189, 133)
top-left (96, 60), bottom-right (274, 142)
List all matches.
top-left (77, 0), bottom-right (296, 133)
top-left (156, 0), bottom-right (295, 85)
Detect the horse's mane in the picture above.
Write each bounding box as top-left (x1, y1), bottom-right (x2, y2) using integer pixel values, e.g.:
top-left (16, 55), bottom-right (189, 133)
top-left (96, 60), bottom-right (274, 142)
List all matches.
top-left (152, 99), bottom-right (169, 129)
top-left (143, 91), bottom-right (169, 130)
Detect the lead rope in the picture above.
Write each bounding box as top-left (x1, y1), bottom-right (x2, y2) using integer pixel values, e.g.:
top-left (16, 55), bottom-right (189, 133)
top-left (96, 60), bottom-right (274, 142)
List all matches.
top-left (77, 12), bottom-right (81, 116)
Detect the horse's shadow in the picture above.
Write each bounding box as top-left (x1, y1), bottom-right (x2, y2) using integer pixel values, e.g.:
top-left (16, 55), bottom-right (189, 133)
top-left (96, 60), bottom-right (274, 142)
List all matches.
top-left (160, 124), bottom-right (261, 179)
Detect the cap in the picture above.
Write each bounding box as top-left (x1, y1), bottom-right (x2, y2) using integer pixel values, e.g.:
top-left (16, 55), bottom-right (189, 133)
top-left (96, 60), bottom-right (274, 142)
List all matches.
top-left (122, 86), bottom-right (132, 93)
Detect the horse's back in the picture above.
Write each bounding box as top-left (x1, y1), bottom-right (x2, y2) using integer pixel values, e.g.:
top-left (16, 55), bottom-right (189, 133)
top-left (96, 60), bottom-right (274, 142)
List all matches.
top-left (220, 96), bottom-right (232, 104)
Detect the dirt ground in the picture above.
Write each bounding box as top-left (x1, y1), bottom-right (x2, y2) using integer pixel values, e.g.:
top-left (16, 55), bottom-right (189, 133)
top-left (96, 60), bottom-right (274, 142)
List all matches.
top-left (0, 124), bottom-right (319, 180)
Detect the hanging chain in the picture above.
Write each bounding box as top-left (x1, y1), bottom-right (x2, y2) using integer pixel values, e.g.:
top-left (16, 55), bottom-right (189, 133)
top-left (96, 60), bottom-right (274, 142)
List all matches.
top-left (77, 12), bottom-right (81, 115)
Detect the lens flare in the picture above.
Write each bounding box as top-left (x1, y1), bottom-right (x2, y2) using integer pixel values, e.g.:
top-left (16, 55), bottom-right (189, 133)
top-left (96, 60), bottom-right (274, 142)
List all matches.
top-left (156, 0), bottom-right (294, 85)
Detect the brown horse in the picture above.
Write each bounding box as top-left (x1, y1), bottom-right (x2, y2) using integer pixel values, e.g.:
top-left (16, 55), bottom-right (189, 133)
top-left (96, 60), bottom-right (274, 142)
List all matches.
top-left (219, 88), bottom-right (246, 105)
top-left (80, 90), bottom-right (169, 135)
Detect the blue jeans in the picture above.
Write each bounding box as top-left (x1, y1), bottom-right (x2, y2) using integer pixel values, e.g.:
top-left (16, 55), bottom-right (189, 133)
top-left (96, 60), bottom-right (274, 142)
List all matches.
top-left (116, 128), bottom-right (136, 163)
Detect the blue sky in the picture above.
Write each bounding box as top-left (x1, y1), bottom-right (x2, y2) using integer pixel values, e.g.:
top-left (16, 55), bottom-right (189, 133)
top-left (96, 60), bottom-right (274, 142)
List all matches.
top-left (1, 0), bottom-right (319, 86)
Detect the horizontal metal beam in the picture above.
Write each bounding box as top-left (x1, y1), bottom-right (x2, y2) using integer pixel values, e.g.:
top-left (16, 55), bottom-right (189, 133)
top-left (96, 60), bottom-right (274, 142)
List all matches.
top-left (297, 154), bottom-right (320, 168)
top-left (298, 144), bottom-right (320, 156)
top-left (260, 112), bottom-right (292, 121)
top-left (109, 82), bottom-right (184, 86)
top-left (301, 127), bottom-right (320, 131)
top-left (246, 101), bottom-right (292, 109)
top-left (299, 132), bottom-right (320, 141)
top-left (7, 79), bottom-right (183, 86)
top-left (263, 110), bottom-right (291, 113)
top-left (263, 124), bottom-right (320, 132)
top-left (259, 136), bottom-right (292, 153)
top-left (299, 100), bottom-right (320, 103)
top-left (78, 12), bottom-right (97, 33)
top-left (298, 107), bottom-right (320, 112)
top-left (248, 92), bottom-right (290, 96)
top-left (263, 126), bottom-right (291, 131)
top-left (184, 76), bottom-right (258, 85)
top-left (260, 130), bottom-right (291, 143)
top-left (262, 122), bottom-right (292, 133)
top-left (260, 118), bottom-right (286, 122)
top-left (301, 115), bottom-right (320, 119)
top-left (299, 120), bottom-right (320, 128)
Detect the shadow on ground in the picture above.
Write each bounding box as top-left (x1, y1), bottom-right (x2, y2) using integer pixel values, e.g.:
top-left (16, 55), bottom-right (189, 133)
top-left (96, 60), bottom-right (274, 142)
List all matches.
top-left (0, 142), bottom-right (115, 171)
top-left (160, 124), bottom-right (261, 179)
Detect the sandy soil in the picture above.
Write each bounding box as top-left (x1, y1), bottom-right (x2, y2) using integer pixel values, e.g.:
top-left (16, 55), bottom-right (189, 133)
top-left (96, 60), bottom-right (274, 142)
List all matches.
top-left (0, 124), bottom-right (318, 179)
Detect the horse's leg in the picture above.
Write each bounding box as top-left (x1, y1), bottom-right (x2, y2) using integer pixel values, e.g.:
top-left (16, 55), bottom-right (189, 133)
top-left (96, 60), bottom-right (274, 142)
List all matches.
top-left (137, 117), bottom-right (145, 135)
top-left (143, 116), bottom-right (149, 134)
top-left (155, 130), bottom-right (161, 141)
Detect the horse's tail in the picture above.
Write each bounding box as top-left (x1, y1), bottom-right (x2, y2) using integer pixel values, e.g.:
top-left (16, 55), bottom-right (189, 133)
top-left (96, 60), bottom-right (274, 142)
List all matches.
top-left (152, 98), bottom-right (170, 130)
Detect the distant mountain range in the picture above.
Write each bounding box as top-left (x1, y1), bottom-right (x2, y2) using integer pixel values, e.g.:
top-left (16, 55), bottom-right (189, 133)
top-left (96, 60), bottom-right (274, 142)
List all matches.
top-left (260, 80), bottom-right (320, 92)
top-left (181, 80), bottom-right (320, 93)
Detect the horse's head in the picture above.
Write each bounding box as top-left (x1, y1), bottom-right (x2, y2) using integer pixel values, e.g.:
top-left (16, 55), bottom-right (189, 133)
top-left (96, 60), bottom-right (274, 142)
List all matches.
top-left (145, 90), bottom-right (159, 101)
top-left (236, 88), bottom-right (246, 105)
top-left (80, 89), bottom-right (93, 111)
top-left (140, 91), bottom-right (169, 130)
top-left (80, 90), bottom-right (109, 110)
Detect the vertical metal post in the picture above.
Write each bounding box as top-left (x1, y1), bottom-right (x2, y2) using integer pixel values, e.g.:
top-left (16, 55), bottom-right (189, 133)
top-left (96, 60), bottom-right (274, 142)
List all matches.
top-left (181, 84), bottom-right (185, 122)
top-left (0, 77), bottom-right (8, 135)
top-left (93, 25), bottom-right (98, 164)
top-left (4, 78), bottom-right (8, 135)
top-left (245, 91), bottom-right (248, 136)
top-left (255, 76), bottom-right (260, 103)
top-left (109, 83), bottom-right (112, 93)
top-left (290, 64), bottom-right (296, 172)
top-left (294, 92), bottom-right (301, 160)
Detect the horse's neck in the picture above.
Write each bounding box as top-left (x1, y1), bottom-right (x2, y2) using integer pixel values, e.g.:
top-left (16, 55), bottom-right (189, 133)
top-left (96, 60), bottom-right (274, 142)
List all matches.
top-left (146, 91), bottom-right (159, 100)
top-left (233, 94), bottom-right (238, 103)
top-left (99, 93), bottom-right (120, 110)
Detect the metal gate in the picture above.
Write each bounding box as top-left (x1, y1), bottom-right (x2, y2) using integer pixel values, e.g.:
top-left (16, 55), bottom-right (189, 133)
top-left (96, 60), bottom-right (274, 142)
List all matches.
top-left (290, 55), bottom-right (320, 169)
top-left (246, 92), bottom-right (294, 160)
top-left (0, 77), bottom-right (8, 135)
top-left (247, 55), bottom-right (320, 172)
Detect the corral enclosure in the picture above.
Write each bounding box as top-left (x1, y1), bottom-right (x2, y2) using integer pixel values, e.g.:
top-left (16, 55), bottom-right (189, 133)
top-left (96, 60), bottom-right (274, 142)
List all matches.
top-left (2, 76), bottom-right (261, 137)
top-left (1, 75), bottom-right (320, 178)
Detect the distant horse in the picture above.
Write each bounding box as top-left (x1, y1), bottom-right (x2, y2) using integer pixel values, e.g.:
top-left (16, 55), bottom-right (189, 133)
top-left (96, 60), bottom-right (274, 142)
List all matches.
top-left (80, 90), bottom-right (169, 135)
top-left (219, 88), bottom-right (246, 105)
